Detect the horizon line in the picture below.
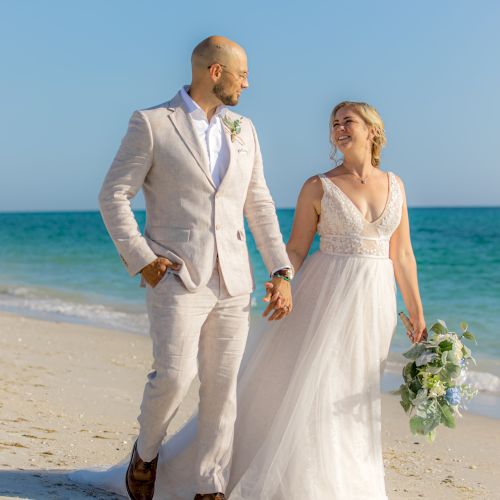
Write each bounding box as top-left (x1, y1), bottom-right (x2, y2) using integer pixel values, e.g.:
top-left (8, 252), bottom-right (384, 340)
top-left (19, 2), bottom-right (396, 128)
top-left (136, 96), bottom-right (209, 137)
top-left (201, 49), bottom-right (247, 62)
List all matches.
top-left (1, 205), bottom-right (500, 215)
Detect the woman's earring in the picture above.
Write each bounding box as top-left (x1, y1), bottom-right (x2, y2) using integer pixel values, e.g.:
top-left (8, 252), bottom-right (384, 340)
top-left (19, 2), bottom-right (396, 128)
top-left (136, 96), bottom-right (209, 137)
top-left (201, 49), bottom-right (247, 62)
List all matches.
top-left (329, 145), bottom-right (337, 163)
top-left (330, 145), bottom-right (341, 165)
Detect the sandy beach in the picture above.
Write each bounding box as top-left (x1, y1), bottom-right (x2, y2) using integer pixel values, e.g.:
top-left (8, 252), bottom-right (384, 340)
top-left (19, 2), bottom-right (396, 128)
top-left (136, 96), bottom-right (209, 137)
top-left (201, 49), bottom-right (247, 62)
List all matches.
top-left (0, 311), bottom-right (499, 499)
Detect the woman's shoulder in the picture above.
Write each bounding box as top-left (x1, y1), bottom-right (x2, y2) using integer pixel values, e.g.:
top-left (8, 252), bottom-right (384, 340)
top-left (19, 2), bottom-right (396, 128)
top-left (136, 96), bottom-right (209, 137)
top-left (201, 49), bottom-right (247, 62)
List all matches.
top-left (298, 172), bottom-right (328, 199)
top-left (322, 165), bottom-right (346, 179)
top-left (302, 172), bottom-right (326, 187)
top-left (380, 168), bottom-right (404, 185)
top-left (382, 168), bottom-right (406, 198)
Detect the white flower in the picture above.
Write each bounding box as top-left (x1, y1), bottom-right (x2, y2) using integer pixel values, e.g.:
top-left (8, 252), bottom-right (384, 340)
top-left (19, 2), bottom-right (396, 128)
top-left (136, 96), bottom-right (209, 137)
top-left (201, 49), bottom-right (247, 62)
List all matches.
top-left (429, 380), bottom-right (446, 397)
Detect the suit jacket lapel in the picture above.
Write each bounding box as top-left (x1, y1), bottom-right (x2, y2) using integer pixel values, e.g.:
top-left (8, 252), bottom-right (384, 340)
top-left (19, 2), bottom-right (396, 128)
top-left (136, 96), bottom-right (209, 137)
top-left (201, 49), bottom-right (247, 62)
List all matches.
top-left (217, 112), bottom-right (240, 193)
top-left (167, 93), bottom-right (216, 189)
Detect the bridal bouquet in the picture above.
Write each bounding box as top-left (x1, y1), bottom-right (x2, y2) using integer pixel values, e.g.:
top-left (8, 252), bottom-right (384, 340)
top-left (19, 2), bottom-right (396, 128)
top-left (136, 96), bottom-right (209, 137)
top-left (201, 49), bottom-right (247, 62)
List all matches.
top-left (398, 318), bottom-right (478, 441)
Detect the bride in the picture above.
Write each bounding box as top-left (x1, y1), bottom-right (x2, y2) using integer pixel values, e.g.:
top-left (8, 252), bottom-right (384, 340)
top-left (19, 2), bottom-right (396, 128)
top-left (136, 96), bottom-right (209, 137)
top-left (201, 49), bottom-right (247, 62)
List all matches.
top-left (70, 101), bottom-right (426, 499)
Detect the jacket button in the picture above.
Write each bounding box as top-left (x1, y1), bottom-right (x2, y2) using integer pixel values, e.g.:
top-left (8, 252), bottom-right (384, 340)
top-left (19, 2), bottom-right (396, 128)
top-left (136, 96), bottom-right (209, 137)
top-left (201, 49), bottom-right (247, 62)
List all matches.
top-left (215, 224), bottom-right (221, 230)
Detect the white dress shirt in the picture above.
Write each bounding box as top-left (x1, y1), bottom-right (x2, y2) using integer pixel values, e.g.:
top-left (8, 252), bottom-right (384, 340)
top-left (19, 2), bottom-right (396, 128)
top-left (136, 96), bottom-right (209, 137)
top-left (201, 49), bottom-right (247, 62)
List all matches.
top-left (180, 86), bottom-right (292, 279)
top-left (180, 86), bottom-right (229, 188)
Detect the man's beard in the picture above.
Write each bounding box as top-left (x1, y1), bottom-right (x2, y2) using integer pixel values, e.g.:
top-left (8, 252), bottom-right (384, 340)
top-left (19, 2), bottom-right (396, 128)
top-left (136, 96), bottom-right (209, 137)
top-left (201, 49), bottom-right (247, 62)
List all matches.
top-left (212, 83), bottom-right (239, 106)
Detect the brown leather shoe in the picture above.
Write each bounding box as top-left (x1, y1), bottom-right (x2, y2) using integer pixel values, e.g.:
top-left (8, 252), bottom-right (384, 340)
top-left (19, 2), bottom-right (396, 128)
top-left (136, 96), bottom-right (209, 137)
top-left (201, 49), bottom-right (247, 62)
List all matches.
top-left (194, 494), bottom-right (226, 500)
top-left (125, 440), bottom-right (159, 500)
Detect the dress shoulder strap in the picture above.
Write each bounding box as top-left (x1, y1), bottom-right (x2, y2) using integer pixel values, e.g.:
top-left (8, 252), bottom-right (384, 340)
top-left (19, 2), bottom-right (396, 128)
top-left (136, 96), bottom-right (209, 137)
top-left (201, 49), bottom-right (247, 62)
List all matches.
top-left (317, 173), bottom-right (332, 195)
top-left (387, 171), bottom-right (400, 197)
top-left (317, 173), bottom-right (331, 189)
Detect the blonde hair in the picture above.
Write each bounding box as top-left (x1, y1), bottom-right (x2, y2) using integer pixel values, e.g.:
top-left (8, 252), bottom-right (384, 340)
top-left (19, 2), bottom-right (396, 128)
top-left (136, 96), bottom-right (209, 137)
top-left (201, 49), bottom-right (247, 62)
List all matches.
top-left (329, 101), bottom-right (386, 167)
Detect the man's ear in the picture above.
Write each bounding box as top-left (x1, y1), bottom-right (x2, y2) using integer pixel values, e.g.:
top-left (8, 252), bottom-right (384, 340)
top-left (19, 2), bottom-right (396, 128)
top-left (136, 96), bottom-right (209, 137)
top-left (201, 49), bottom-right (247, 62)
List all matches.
top-left (209, 63), bottom-right (223, 82)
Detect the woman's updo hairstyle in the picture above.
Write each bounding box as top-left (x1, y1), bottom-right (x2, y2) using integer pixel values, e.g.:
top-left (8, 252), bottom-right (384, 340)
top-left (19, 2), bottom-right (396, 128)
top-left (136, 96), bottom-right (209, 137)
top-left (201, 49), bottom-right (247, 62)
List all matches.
top-left (329, 101), bottom-right (386, 167)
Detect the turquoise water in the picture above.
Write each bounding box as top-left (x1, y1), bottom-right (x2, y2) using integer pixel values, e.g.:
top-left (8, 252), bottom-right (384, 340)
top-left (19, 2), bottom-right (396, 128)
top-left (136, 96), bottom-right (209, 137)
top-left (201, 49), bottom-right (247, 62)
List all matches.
top-left (1, 208), bottom-right (499, 369)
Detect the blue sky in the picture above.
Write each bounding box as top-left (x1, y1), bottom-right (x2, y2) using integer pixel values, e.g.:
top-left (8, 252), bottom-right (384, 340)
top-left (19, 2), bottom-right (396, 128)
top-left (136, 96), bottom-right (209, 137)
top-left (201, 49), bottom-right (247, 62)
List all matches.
top-left (1, 0), bottom-right (499, 211)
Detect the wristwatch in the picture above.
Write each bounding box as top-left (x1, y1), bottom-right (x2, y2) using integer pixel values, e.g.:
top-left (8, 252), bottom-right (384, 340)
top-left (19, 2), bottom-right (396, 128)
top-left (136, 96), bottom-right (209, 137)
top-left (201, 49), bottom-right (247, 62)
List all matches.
top-left (272, 268), bottom-right (293, 281)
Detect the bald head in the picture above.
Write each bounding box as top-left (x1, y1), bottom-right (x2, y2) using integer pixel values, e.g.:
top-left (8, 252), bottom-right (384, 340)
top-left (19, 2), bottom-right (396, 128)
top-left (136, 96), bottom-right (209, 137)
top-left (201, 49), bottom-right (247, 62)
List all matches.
top-left (189, 36), bottom-right (249, 109)
top-left (191, 36), bottom-right (246, 72)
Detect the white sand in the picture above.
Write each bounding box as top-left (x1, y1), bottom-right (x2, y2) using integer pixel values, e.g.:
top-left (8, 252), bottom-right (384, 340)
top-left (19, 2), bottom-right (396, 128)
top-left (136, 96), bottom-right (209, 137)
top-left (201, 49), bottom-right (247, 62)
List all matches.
top-left (0, 312), bottom-right (498, 499)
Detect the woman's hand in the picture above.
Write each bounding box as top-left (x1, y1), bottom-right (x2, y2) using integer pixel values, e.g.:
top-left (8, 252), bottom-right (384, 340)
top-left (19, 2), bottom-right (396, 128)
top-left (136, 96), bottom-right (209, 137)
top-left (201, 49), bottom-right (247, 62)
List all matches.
top-left (409, 315), bottom-right (427, 344)
top-left (262, 278), bottom-right (293, 321)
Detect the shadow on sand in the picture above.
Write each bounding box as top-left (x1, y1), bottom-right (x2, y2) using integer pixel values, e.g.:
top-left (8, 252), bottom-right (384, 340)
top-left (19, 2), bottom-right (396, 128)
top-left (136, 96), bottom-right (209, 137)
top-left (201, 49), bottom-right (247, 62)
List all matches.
top-left (0, 469), bottom-right (125, 499)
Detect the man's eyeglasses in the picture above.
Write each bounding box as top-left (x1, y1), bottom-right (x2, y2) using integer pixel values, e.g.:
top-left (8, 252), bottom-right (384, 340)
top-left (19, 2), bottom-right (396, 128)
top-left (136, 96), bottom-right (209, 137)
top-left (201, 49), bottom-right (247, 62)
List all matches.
top-left (207, 63), bottom-right (248, 82)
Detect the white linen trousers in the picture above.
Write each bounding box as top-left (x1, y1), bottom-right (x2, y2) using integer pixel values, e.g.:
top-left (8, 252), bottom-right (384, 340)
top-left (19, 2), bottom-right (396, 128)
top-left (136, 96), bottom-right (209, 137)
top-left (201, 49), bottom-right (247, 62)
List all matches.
top-left (138, 263), bottom-right (251, 493)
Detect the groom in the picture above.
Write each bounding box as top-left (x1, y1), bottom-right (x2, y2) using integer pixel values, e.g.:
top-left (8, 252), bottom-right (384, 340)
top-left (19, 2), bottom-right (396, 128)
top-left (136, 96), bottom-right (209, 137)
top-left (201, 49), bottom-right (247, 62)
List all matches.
top-left (99, 36), bottom-right (293, 500)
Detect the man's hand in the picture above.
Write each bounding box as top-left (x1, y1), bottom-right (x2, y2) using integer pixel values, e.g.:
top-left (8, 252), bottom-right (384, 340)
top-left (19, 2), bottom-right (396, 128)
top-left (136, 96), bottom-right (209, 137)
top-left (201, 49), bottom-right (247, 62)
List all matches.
top-left (141, 257), bottom-right (180, 287)
top-left (262, 277), bottom-right (292, 321)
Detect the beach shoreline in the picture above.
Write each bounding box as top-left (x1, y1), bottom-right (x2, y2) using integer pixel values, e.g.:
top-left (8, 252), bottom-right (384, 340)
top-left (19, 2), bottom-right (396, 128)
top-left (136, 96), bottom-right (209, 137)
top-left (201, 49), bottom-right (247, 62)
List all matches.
top-left (1, 311), bottom-right (499, 499)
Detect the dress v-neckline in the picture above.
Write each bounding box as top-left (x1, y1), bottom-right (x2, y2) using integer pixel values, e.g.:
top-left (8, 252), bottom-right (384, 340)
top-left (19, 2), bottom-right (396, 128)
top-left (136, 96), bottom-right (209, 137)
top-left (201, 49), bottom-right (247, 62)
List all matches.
top-left (322, 172), bottom-right (392, 225)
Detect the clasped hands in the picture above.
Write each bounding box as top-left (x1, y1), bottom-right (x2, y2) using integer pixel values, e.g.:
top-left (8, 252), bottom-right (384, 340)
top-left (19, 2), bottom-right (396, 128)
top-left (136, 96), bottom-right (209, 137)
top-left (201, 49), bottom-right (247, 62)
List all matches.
top-left (262, 277), bottom-right (293, 321)
top-left (142, 258), bottom-right (293, 321)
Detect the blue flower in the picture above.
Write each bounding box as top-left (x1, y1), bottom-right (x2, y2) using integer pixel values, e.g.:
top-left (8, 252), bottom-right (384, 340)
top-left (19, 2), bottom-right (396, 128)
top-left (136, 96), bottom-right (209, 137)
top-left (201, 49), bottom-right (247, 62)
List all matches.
top-left (459, 359), bottom-right (466, 367)
top-left (445, 387), bottom-right (462, 406)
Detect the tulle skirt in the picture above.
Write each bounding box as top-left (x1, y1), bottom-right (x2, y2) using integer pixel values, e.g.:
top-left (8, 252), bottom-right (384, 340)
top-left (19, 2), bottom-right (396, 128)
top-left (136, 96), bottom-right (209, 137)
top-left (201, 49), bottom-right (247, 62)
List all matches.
top-left (70, 250), bottom-right (397, 499)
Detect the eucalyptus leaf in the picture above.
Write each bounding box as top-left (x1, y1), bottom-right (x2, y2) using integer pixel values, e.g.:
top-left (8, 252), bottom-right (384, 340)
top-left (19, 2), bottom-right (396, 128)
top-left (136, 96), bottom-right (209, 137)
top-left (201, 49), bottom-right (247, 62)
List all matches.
top-left (416, 351), bottom-right (438, 367)
top-left (422, 407), bottom-right (441, 434)
top-left (400, 399), bottom-right (411, 413)
top-left (409, 380), bottom-right (422, 394)
top-left (445, 363), bottom-right (462, 379)
top-left (414, 389), bottom-right (428, 405)
top-left (410, 416), bottom-right (425, 435)
top-left (426, 364), bottom-right (443, 374)
top-left (416, 399), bottom-right (435, 418)
top-left (403, 343), bottom-right (426, 360)
top-left (439, 403), bottom-right (456, 429)
top-left (400, 385), bottom-right (410, 404)
top-left (463, 331), bottom-right (477, 344)
top-left (403, 362), bottom-right (417, 382)
top-left (437, 319), bottom-right (448, 329)
top-left (460, 321), bottom-right (468, 332)
top-left (426, 430), bottom-right (437, 442)
top-left (430, 322), bottom-right (447, 335)
top-left (446, 351), bottom-right (460, 365)
top-left (438, 340), bottom-right (453, 352)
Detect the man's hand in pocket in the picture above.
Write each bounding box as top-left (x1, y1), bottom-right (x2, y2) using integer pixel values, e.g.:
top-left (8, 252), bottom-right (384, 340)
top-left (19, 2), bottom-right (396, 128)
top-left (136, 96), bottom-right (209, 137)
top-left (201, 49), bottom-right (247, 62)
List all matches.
top-left (140, 257), bottom-right (180, 287)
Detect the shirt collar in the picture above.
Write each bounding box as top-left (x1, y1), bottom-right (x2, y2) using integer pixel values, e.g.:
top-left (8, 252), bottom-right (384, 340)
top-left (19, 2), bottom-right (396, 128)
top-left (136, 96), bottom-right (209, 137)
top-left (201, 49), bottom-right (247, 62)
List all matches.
top-left (180, 85), bottom-right (226, 121)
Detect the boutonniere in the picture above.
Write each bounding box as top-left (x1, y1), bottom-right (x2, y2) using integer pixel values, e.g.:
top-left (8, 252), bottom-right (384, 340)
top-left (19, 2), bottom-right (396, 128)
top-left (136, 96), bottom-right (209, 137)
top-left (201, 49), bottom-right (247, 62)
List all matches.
top-left (222, 115), bottom-right (244, 144)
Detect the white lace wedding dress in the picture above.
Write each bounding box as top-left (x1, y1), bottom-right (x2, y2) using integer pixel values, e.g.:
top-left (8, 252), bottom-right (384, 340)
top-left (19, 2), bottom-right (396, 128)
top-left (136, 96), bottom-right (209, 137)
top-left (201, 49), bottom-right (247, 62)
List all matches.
top-left (70, 171), bottom-right (403, 499)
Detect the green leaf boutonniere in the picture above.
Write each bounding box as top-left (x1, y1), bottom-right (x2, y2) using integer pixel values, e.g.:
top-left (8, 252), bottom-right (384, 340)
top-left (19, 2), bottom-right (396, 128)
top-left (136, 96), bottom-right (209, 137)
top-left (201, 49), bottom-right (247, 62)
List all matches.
top-left (222, 115), bottom-right (243, 143)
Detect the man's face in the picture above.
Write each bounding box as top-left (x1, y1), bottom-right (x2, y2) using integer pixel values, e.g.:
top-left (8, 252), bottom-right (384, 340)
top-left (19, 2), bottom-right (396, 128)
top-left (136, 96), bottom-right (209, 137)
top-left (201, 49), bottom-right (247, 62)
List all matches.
top-left (212, 56), bottom-right (249, 106)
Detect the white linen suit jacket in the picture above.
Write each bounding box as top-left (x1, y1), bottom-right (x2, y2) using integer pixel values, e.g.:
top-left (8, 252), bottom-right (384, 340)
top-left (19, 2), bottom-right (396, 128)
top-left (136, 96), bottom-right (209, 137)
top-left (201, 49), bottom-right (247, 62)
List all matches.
top-left (99, 91), bottom-right (291, 296)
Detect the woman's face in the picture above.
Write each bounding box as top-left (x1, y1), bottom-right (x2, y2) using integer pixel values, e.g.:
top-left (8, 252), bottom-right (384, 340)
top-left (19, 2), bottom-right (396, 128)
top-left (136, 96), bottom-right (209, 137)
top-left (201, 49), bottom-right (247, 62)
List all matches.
top-left (331, 106), bottom-right (372, 155)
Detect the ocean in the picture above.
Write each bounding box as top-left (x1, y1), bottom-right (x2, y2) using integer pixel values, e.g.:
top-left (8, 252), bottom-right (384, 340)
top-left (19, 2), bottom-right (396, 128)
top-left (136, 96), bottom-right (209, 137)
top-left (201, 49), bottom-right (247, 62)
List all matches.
top-left (1, 208), bottom-right (500, 415)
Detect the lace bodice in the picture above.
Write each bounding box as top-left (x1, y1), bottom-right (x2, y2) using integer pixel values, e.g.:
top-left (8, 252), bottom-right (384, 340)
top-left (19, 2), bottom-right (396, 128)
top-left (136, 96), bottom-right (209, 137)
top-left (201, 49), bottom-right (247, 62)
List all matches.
top-left (317, 171), bottom-right (403, 258)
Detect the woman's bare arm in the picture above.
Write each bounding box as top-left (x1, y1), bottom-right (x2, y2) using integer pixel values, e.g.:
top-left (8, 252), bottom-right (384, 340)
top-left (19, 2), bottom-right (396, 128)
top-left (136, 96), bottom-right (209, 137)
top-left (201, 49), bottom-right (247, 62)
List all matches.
top-left (286, 176), bottom-right (323, 273)
top-left (389, 177), bottom-right (426, 343)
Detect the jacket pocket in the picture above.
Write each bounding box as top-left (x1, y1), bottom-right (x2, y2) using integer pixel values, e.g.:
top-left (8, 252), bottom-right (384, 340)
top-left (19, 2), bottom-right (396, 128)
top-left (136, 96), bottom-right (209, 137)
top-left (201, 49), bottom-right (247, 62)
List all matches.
top-left (151, 227), bottom-right (191, 243)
